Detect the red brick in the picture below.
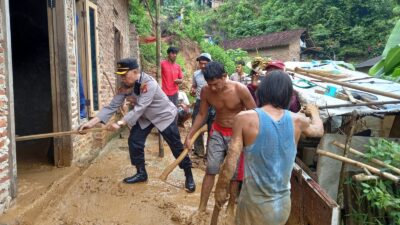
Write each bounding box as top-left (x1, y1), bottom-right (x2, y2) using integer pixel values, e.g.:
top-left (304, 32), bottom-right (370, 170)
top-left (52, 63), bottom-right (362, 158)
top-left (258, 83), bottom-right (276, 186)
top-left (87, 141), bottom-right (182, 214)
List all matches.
top-left (0, 154), bottom-right (8, 162)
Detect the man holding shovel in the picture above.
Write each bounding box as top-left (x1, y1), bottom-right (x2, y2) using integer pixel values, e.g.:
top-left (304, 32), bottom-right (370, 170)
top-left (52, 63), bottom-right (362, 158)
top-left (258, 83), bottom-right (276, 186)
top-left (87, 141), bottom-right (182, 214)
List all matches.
top-left (78, 58), bottom-right (196, 193)
top-left (214, 71), bottom-right (324, 225)
top-left (184, 61), bottom-right (256, 214)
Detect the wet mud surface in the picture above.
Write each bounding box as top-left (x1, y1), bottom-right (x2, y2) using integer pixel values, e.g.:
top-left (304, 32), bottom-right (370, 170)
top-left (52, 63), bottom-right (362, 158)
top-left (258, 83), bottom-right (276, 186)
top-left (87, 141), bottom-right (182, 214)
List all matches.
top-left (0, 129), bottom-right (232, 225)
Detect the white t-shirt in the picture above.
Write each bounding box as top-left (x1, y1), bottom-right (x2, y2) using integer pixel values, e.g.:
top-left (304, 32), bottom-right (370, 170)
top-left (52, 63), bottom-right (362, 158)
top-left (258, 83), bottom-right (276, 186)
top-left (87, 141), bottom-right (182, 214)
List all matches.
top-left (178, 91), bottom-right (190, 105)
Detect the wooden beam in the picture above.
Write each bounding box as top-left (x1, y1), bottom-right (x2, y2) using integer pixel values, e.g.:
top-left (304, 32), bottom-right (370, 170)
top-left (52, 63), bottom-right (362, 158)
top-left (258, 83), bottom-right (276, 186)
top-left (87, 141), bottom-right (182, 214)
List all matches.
top-left (317, 149), bottom-right (399, 183)
top-left (333, 141), bottom-right (400, 175)
top-left (319, 100), bottom-right (400, 109)
top-left (51, 0), bottom-right (73, 167)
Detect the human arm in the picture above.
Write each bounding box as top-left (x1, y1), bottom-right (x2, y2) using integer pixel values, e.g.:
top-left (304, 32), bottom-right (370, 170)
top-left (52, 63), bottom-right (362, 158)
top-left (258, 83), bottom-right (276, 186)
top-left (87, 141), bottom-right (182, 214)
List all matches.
top-left (240, 84), bottom-right (257, 110)
top-left (300, 104), bottom-right (324, 137)
top-left (78, 93), bottom-right (126, 133)
top-left (78, 117), bottom-right (101, 134)
top-left (190, 74), bottom-right (197, 96)
top-left (214, 115), bottom-right (244, 207)
top-left (184, 88), bottom-right (209, 149)
top-left (174, 78), bottom-right (183, 84)
top-left (120, 81), bottom-right (157, 128)
top-left (174, 66), bottom-right (184, 84)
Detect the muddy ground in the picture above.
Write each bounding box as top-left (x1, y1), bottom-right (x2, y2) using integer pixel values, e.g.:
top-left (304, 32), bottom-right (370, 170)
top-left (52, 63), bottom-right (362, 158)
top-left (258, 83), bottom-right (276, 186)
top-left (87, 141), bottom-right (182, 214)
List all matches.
top-left (0, 128), bottom-right (234, 225)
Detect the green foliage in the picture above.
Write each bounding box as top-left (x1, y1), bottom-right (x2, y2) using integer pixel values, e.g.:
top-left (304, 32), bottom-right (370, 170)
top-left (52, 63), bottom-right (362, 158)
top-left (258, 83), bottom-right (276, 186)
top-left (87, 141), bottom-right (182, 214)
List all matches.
top-left (206, 0), bottom-right (400, 61)
top-left (200, 42), bottom-right (236, 74)
top-left (365, 139), bottom-right (400, 168)
top-left (350, 138), bottom-right (400, 224)
top-left (129, 0), bottom-right (152, 35)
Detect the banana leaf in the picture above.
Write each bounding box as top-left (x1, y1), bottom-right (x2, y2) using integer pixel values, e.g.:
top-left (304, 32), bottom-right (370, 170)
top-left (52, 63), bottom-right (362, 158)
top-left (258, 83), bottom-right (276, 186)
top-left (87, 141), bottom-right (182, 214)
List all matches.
top-left (369, 58), bottom-right (385, 77)
top-left (383, 44), bottom-right (400, 74)
top-left (383, 19), bottom-right (400, 57)
top-left (391, 66), bottom-right (400, 78)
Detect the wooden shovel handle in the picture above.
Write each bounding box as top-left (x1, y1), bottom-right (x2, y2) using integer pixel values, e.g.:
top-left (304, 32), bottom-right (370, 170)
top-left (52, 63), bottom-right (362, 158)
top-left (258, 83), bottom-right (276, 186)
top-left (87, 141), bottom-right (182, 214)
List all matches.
top-left (159, 125), bottom-right (207, 181)
top-left (15, 127), bottom-right (107, 142)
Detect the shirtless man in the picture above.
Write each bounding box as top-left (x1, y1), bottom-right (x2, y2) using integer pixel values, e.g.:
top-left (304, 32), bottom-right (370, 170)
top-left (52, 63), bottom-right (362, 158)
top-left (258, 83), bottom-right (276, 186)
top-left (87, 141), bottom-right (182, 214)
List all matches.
top-left (214, 70), bottom-right (324, 225)
top-left (184, 61), bottom-right (256, 212)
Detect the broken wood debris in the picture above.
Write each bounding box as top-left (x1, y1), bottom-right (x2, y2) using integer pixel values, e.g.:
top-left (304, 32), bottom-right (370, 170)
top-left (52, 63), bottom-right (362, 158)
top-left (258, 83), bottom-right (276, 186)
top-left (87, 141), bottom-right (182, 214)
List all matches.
top-left (317, 149), bottom-right (400, 183)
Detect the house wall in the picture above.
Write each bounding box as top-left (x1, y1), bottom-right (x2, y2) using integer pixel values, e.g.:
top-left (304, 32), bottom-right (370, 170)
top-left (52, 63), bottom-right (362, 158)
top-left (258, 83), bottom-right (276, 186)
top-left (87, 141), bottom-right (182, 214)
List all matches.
top-left (0, 0), bottom-right (14, 213)
top-left (248, 46), bottom-right (290, 61)
top-left (68, 0), bottom-right (135, 163)
top-left (0, 0), bottom-right (139, 213)
top-left (247, 39), bottom-right (301, 61)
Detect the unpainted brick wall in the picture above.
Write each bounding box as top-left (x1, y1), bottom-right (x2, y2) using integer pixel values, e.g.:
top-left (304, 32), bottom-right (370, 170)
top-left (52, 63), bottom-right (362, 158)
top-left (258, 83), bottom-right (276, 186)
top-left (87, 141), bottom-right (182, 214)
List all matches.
top-left (247, 40), bottom-right (301, 62)
top-left (0, 2), bottom-right (12, 213)
top-left (67, 0), bottom-right (136, 163)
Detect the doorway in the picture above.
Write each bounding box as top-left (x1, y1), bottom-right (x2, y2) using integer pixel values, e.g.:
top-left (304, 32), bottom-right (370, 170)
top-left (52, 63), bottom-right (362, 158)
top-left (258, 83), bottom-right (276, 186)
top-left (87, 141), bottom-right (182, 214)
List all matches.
top-left (10, 0), bottom-right (54, 167)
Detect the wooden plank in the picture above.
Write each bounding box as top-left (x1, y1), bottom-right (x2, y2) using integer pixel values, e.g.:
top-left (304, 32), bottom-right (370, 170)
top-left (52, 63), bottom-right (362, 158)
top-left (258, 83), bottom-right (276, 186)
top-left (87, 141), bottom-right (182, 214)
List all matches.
top-left (287, 164), bottom-right (340, 225)
top-left (389, 115), bottom-right (400, 138)
top-left (51, 0), bottom-right (72, 167)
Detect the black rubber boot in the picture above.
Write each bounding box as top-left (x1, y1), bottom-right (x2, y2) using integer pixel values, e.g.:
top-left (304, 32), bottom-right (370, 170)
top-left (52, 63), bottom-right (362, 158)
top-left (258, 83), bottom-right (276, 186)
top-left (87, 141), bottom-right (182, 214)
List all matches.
top-left (184, 168), bottom-right (196, 193)
top-left (123, 164), bottom-right (148, 184)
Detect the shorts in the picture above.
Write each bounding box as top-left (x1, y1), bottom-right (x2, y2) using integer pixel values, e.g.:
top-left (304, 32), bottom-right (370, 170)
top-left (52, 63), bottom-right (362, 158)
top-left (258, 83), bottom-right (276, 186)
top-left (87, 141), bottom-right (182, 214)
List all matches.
top-left (206, 122), bottom-right (232, 175)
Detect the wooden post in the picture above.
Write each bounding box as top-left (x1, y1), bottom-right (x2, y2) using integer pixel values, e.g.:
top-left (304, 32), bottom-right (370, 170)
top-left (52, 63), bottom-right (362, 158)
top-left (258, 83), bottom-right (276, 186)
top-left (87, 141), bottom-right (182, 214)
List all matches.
top-left (337, 111), bottom-right (357, 207)
top-left (155, 0), bottom-right (164, 157)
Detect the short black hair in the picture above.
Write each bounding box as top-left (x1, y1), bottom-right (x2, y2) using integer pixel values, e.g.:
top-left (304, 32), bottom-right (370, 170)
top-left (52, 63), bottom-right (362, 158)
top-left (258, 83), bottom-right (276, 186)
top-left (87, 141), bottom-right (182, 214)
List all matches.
top-left (257, 71), bottom-right (293, 109)
top-left (236, 60), bottom-right (245, 66)
top-left (203, 61), bottom-right (226, 81)
top-left (167, 46), bottom-right (179, 54)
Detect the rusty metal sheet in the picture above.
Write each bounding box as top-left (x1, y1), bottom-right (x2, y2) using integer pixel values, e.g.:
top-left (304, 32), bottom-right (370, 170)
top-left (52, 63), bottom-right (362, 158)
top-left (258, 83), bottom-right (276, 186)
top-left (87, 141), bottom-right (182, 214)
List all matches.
top-left (287, 164), bottom-right (340, 225)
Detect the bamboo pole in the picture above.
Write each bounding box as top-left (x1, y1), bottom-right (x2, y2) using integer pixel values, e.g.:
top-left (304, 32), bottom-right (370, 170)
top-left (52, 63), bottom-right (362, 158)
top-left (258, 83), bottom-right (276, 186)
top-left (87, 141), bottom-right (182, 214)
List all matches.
top-left (317, 150), bottom-right (400, 183)
top-left (287, 67), bottom-right (400, 100)
top-left (333, 141), bottom-right (400, 175)
top-left (319, 100), bottom-right (400, 109)
top-left (15, 127), bottom-right (106, 142)
top-left (353, 173), bottom-right (379, 182)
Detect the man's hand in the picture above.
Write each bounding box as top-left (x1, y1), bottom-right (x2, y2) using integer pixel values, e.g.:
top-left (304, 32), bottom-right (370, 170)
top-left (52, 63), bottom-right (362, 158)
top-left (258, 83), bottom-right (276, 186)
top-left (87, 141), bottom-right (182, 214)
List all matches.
top-left (126, 96), bottom-right (137, 107)
top-left (78, 123), bottom-right (92, 134)
top-left (184, 136), bottom-right (192, 150)
top-left (107, 123), bottom-right (121, 132)
top-left (174, 78), bottom-right (183, 84)
top-left (214, 186), bottom-right (229, 208)
top-left (304, 104), bottom-right (319, 117)
top-left (78, 117), bottom-right (101, 134)
top-left (190, 87), bottom-right (196, 96)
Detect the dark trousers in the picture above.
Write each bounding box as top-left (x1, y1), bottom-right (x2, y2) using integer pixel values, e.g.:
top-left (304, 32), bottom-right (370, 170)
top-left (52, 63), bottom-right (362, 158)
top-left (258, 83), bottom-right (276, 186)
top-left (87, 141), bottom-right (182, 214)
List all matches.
top-left (128, 121), bottom-right (192, 169)
top-left (167, 92), bottom-right (179, 107)
top-left (191, 99), bottom-right (215, 155)
top-left (168, 93), bottom-right (179, 124)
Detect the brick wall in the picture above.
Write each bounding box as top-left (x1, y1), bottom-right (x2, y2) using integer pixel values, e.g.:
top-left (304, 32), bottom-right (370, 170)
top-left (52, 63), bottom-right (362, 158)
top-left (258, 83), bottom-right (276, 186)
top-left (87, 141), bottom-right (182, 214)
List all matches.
top-left (288, 40), bottom-right (301, 61)
top-left (67, 0), bottom-right (133, 163)
top-left (0, 1), bottom-right (12, 213)
top-left (247, 39), bottom-right (301, 61)
top-left (249, 46), bottom-right (290, 61)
